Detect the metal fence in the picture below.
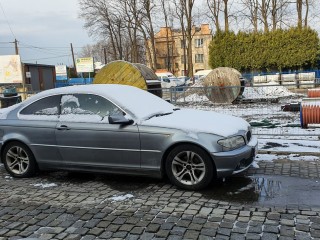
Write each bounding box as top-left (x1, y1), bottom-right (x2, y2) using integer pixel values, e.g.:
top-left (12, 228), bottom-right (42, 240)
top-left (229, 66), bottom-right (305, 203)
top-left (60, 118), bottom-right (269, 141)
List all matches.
top-left (160, 82), bottom-right (320, 138)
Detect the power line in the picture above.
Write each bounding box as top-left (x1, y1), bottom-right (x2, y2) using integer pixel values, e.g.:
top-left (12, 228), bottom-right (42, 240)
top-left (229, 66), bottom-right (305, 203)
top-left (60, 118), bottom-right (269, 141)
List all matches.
top-left (22, 54), bottom-right (71, 62)
top-left (0, 0), bottom-right (16, 39)
top-left (19, 42), bottom-right (68, 56)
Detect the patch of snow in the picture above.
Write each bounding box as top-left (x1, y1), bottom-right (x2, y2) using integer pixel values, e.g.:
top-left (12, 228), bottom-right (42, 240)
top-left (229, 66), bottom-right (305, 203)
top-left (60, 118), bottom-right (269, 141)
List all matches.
top-left (59, 113), bottom-right (103, 123)
top-left (109, 194), bottom-right (134, 202)
top-left (177, 93), bottom-right (209, 102)
top-left (180, 81), bottom-right (298, 103)
top-left (251, 161), bottom-right (259, 168)
top-left (287, 154), bottom-right (319, 161)
top-left (19, 115), bottom-right (59, 121)
top-left (32, 183), bottom-right (58, 188)
top-left (243, 82), bottom-right (297, 99)
top-left (259, 139), bottom-right (320, 153)
top-left (255, 154), bottom-right (278, 161)
top-left (142, 109), bottom-right (250, 137)
top-left (61, 94), bottom-right (80, 107)
top-left (256, 153), bottom-right (320, 162)
top-left (4, 176), bottom-right (12, 179)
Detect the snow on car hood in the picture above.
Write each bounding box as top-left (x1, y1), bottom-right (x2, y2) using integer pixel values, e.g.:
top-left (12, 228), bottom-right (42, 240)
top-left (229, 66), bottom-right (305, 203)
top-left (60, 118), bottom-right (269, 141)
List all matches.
top-left (141, 109), bottom-right (250, 137)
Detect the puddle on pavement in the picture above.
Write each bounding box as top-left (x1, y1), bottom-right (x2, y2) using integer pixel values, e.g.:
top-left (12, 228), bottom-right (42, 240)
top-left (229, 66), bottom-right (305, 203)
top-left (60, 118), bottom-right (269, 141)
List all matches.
top-left (201, 175), bottom-right (320, 207)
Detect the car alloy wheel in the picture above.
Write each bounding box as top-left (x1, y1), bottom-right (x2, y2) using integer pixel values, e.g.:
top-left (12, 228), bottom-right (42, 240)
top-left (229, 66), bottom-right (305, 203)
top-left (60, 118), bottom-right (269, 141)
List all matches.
top-left (2, 142), bottom-right (37, 178)
top-left (166, 144), bottom-right (214, 190)
top-left (172, 151), bottom-right (206, 185)
top-left (6, 146), bottom-right (30, 175)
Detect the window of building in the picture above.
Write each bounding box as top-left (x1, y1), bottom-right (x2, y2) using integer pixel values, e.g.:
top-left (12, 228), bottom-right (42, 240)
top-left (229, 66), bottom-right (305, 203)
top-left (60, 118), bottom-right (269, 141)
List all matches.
top-left (195, 38), bottom-right (204, 48)
top-left (195, 54), bottom-right (204, 63)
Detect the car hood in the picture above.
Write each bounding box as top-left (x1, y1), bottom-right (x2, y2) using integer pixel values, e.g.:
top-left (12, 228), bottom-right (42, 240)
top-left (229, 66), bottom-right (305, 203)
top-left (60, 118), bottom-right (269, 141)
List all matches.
top-left (141, 109), bottom-right (250, 137)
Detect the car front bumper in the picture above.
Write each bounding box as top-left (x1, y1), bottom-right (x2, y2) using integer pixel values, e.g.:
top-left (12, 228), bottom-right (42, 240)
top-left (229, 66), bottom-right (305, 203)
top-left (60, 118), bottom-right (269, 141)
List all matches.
top-left (211, 136), bottom-right (258, 178)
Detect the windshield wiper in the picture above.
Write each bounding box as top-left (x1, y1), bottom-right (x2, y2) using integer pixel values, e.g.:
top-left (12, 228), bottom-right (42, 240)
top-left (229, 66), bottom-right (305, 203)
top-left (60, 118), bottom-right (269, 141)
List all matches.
top-left (173, 108), bottom-right (180, 111)
top-left (147, 112), bottom-right (173, 120)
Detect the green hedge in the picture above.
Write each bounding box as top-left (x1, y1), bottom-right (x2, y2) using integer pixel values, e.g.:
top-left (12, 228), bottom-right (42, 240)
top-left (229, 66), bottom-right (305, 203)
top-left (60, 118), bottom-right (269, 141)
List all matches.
top-left (209, 27), bottom-right (319, 72)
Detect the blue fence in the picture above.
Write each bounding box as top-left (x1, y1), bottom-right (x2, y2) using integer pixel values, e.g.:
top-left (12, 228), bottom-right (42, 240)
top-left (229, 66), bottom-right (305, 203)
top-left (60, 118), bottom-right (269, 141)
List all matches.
top-left (55, 78), bottom-right (93, 88)
top-left (242, 70), bottom-right (320, 81)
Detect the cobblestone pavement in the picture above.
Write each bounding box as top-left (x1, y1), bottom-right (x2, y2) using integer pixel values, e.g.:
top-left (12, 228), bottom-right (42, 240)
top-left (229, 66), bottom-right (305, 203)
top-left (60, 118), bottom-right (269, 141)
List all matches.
top-left (0, 161), bottom-right (320, 240)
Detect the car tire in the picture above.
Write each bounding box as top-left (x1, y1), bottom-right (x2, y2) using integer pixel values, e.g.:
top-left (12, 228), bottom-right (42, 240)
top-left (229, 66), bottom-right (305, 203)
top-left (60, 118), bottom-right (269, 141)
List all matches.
top-left (2, 141), bottom-right (37, 178)
top-left (165, 144), bottom-right (214, 190)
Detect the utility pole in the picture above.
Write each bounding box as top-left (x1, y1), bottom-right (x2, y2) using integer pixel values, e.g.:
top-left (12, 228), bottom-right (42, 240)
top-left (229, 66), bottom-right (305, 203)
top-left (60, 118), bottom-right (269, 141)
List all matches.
top-left (70, 43), bottom-right (77, 76)
top-left (14, 39), bottom-right (19, 55)
top-left (103, 48), bottom-right (107, 64)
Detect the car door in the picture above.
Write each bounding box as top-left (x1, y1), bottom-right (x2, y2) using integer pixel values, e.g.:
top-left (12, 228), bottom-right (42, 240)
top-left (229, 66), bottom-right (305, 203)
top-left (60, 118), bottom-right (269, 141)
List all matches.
top-left (55, 93), bottom-right (141, 170)
top-left (18, 94), bottom-right (62, 167)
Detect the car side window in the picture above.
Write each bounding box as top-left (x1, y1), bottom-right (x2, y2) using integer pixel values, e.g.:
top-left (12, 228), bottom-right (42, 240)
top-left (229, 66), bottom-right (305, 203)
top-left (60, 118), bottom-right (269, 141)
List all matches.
top-left (60, 94), bottom-right (124, 123)
top-left (19, 95), bottom-right (61, 120)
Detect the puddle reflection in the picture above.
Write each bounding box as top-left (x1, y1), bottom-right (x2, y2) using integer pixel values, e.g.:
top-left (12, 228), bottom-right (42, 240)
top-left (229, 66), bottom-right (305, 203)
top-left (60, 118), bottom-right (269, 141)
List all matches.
top-left (201, 176), bottom-right (282, 204)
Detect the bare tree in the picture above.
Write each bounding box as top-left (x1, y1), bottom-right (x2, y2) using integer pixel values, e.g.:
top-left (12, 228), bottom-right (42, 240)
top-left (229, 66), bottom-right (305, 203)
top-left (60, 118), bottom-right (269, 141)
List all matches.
top-left (79, 0), bottom-right (125, 59)
top-left (173, 0), bottom-right (188, 75)
top-left (240, 0), bottom-right (259, 32)
top-left (296, 0), bottom-right (303, 28)
top-left (207, 0), bottom-right (222, 32)
top-left (304, 0), bottom-right (309, 27)
top-left (270, 0), bottom-right (290, 30)
top-left (141, 0), bottom-right (157, 70)
top-left (181, 0), bottom-right (195, 77)
top-left (295, 0), bottom-right (311, 28)
top-left (160, 0), bottom-right (172, 72)
top-left (260, 0), bottom-right (270, 32)
top-left (222, 0), bottom-right (230, 31)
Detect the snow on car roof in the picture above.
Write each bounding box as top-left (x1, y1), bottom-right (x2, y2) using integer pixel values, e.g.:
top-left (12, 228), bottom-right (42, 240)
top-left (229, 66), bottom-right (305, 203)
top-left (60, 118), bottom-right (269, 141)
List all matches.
top-left (23, 84), bottom-right (175, 121)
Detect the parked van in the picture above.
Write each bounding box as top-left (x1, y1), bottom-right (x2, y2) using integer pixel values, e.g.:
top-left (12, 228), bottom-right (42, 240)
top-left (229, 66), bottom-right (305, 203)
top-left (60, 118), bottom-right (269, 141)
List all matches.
top-left (194, 69), bottom-right (213, 81)
top-left (156, 72), bottom-right (179, 88)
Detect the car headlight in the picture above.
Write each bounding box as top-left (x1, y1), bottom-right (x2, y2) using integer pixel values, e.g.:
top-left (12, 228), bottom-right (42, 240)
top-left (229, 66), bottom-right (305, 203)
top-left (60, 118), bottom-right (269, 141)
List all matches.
top-left (217, 136), bottom-right (245, 151)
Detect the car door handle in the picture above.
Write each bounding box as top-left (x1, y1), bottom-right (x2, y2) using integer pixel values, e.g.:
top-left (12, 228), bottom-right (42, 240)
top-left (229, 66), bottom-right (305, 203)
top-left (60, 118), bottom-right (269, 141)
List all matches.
top-left (56, 125), bottom-right (70, 130)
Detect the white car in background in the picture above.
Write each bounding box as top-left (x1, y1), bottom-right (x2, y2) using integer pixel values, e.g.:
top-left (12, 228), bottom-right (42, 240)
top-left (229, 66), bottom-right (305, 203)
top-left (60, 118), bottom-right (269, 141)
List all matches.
top-left (156, 73), bottom-right (179, 88)
top-left (194, 70), bottom-right (213, 81)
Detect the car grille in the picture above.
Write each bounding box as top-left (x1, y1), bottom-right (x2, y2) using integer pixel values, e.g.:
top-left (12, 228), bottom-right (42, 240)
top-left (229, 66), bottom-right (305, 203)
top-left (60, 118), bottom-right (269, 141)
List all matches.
top-left (246, 130), bottom-right (252, 143)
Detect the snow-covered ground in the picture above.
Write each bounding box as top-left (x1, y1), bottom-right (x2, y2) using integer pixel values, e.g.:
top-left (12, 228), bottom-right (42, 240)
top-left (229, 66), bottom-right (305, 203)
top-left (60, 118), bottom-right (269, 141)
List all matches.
top-left (176, 84), bottom-right (320, 137)
top-left (255, 138), bottom-right (320, 163)
top-left (175, 84), bottom-right (320, 164)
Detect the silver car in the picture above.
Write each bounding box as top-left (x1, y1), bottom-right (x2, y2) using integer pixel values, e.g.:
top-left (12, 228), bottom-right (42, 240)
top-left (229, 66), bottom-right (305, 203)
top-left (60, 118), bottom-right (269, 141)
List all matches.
top-left (0, 84), bottom-right (257, 190)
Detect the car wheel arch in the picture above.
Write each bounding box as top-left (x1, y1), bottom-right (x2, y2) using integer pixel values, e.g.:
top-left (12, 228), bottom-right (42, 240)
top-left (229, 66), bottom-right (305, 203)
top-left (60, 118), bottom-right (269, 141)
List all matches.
top-left (160, 142), bottom-right (217, 178)
top-left (1, 140), bottom-right (38, 177)
top-left (1, 139), bottom-right (34, 162)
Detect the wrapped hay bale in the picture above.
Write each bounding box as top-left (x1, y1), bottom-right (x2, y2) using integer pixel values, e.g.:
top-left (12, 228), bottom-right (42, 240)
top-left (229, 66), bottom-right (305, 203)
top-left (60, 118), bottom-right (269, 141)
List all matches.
top-left (203, 67), bottom-right (241, 103)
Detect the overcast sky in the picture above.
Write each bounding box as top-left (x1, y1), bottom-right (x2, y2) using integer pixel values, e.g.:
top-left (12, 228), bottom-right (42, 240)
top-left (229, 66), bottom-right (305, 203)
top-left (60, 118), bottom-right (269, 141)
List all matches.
top-left (0, 0), bottom-right (94, 66)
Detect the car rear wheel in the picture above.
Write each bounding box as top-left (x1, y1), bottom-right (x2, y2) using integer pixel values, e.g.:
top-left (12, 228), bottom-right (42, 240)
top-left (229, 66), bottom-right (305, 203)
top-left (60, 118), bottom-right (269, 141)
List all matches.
top-left (166, 144), bottom-right (214, 190)
top-left (2, 142), bottom-right (37, 178)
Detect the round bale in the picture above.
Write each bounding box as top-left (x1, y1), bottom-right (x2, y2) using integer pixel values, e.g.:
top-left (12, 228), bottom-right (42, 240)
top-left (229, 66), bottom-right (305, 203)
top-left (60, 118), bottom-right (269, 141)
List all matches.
top-left (203, 67), bottom-right (241, 103)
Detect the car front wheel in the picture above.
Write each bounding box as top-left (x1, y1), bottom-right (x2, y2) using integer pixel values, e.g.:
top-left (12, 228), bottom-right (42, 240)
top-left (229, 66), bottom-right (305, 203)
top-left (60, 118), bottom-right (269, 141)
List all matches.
top-left (166, 144), bottom-right (214, 190)
top-left (2, 142), bottom-right (37, 178)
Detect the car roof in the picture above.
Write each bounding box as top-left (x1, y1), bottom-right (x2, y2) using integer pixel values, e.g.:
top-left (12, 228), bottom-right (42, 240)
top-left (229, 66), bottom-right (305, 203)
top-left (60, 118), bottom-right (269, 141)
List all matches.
top-left (22, 84), bottom-right (174, 121)
top-left (26, 84), bottom-right (142, 101)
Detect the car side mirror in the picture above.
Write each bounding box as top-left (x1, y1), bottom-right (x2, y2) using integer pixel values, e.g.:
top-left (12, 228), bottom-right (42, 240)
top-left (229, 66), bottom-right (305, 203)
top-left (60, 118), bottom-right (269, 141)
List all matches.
top-left (108, 115), bottom-right (134, 125)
